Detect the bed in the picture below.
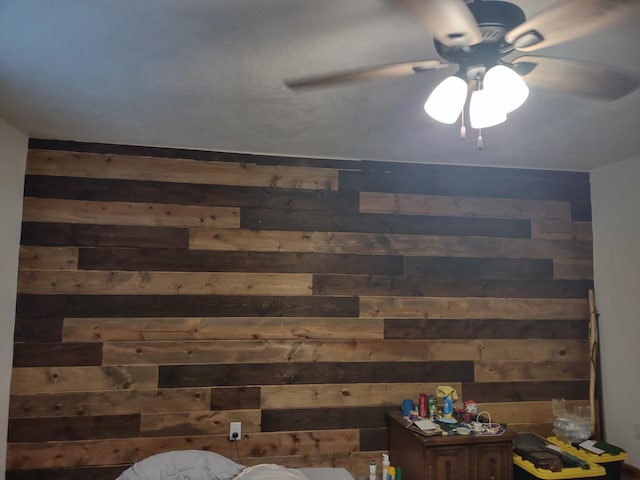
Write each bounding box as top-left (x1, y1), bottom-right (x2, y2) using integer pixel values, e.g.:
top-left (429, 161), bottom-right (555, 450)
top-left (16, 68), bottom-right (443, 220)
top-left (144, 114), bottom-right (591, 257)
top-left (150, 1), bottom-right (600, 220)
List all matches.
top-left (115, 450), bottom-right (356, 480)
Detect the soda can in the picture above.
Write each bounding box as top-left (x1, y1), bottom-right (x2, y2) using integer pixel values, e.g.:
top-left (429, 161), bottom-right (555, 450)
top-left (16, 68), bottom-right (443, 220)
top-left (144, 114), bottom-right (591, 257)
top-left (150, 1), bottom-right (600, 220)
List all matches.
top-left (428, 395), bottom-right (437, 419)
top-left (419, 393), bottom-right (427, 418)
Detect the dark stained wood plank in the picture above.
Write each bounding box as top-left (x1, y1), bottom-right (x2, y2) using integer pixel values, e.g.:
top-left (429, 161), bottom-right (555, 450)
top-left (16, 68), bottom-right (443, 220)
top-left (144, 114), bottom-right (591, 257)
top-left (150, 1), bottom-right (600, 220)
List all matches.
top-left (14, 313), bottom-right (63, 343)
top-left (24, 175), bottom-right (360, 211)
top-left (339, 170), bottom-right (591, 202)
top-left (313, 275), bottom-right (592, 298)
top-left (461, 381), bottom-right (590, 402)
top-left (78, 248), bottom-right (404, 274)
top-left (6, 465), bottom-right (128, 480)
top-left (211, 386), bottom-right (261, 410)
top-left (28, 139), bottom-right (361, 170)
top-left (8, 415), bottom-right (140, 442)
top-left (158, 361), bottom-right (475, 387)
top-left (16, 294), bottom-right (358, 322)
top-left (359, 159), bottom-right (589, 183)
top-left (359, 427), bottom-right (389, 452)
top-left (20, 222), bottom-right (188, 248)
top-left (384, 319), bottom-right (589, 339)
top-left (9, 389), bottom-right (211, 417)
top-left (241, 209), bottom-right (532, 238)
top-left (571, 201), bottom-right (592, 221)
top-left (405, 257), bottom-right (553, 279)
top-left (12, 343), bottom-right (102, 367)
top-left (262, 406), bottom-right (392, 431)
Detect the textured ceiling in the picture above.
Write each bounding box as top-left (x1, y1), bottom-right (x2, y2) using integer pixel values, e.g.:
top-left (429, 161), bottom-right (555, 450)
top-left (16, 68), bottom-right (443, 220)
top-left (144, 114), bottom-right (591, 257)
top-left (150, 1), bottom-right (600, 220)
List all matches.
top-left (1, 0), bottom-right (639, 171)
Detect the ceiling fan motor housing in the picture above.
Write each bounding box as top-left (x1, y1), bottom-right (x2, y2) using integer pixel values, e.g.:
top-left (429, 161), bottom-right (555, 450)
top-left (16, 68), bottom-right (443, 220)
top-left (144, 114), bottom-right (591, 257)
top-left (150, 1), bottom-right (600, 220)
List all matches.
top-left (435, 1), bottom-right (526, 76)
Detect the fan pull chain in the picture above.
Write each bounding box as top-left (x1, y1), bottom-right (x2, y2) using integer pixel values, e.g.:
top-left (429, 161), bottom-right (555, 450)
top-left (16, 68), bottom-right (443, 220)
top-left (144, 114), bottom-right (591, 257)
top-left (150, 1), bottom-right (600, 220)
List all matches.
top-left (477, 128), bottom-right (483, 150)
top-left (460, 109), bottom-right (466, 140)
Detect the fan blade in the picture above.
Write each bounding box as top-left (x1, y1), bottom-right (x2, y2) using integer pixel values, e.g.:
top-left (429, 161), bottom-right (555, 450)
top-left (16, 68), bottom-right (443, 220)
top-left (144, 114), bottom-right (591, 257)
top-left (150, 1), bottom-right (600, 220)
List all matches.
top-left (512, 55), bottom-right (640, 99)
top-left (505, 0), bottom-right (640, 52)
top-left (391, 0), bottom-right (482, 47)
top-left (284, 59), bottom-right (448, 90)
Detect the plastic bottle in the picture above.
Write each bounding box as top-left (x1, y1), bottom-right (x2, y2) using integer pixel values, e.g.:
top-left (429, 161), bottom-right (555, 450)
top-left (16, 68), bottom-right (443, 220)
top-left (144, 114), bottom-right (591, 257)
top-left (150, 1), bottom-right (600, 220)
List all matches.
top-left (388, 466), bottom-right (396, 480)
top-left (369, 461), bottom-right (376, 480)
top-left (382, 453), bottom-right (390, 480)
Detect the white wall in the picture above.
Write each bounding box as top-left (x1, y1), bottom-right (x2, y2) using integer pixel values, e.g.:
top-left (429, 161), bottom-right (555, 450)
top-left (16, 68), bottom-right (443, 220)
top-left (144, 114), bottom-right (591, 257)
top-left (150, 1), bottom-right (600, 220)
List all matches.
top-left (0, 118), bottom-right (27, 473)
top-left (591, 155), bottom-right (640, 468)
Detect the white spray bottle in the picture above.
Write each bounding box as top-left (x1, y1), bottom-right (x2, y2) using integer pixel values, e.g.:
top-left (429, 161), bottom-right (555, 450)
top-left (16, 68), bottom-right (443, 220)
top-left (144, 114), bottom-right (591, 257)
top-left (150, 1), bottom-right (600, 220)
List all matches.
top-left (382, 453), bottom-right (390, 480)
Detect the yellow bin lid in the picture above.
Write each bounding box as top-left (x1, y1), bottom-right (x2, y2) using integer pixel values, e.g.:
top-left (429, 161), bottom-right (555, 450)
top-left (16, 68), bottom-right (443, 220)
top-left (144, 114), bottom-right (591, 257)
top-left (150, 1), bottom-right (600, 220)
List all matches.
top-left (546, 437), bottom-right (628, 464)
top-left (513, 453), bottom-right (607, 480)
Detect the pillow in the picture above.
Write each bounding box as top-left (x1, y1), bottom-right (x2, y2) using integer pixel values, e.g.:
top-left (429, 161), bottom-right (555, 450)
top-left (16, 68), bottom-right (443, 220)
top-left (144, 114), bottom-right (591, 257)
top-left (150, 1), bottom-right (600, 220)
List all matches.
top-left (235, 464), bottom-right (309, 480)
top-left (116, 450), bottom-right (245, 480)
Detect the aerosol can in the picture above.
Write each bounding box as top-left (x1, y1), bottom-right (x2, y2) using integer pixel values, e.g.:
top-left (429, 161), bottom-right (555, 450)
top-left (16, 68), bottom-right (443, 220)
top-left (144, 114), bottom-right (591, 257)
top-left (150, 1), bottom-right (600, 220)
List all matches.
top-left (437, 386), bottom-right (458, 420)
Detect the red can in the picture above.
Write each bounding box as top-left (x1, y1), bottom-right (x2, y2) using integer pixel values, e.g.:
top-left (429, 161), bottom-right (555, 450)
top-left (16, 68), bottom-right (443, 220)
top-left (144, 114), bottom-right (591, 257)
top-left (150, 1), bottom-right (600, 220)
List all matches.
top-left (419, 393), bottom-right (427, 418)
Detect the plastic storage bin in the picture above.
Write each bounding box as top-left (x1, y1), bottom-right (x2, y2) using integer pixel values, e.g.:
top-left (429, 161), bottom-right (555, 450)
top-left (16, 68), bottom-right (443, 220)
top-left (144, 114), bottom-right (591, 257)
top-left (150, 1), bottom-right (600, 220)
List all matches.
top-left (513, 452), bottom-right (606, 480)
top-left (546, 437), bottom-right (627, 480)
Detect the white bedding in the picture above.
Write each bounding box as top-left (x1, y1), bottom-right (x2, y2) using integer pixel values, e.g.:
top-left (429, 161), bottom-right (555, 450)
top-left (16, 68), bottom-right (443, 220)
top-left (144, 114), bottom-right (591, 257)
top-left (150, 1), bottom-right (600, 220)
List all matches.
top-left (115, 450), bottom-right (356, 480)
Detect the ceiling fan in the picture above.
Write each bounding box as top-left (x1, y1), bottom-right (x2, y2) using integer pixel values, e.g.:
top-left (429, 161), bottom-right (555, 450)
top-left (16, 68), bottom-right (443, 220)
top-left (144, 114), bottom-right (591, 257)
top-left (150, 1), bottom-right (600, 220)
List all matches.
top-left (284, 0), bottom-right (640, 146)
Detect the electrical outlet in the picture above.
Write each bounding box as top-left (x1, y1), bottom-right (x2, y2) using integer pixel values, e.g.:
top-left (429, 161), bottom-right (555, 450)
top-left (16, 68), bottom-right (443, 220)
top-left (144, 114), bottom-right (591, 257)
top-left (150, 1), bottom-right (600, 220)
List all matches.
top-left (229, 421), bottom-right (241, 441)
top-left (635, 422), bottom-right (640, 440)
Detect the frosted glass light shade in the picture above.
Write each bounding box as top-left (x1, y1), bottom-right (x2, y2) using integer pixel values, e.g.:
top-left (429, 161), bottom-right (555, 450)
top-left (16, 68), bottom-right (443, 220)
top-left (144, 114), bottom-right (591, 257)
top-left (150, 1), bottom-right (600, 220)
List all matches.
top-left (483, 65), bottom-right (529, 113)
top-left (469, 89), bottom-right (507, 129)
top-left (424, 75), bottom-right (467, 124)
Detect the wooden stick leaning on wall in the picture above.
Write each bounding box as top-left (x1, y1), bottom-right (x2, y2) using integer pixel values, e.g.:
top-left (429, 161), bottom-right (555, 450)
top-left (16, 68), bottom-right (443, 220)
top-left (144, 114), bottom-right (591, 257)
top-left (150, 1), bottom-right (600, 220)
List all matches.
top-left (588, 289), bottom-right (601, 439)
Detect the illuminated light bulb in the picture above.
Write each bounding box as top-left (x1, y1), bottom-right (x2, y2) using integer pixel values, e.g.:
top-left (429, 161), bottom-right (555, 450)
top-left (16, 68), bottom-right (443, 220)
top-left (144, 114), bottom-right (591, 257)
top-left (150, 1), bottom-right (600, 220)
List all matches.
top-left (469, 89), bottom-right (507, 129)
top-left (483, 65), bottom-right (529, 113)
top-left (424, 75), bottom-right (467, 124)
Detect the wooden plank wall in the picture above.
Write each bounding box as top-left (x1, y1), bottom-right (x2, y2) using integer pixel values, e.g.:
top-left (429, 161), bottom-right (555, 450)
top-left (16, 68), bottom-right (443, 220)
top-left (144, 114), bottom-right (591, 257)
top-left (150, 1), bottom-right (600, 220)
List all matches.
top-left (7, 140), bottom-right (594, 479)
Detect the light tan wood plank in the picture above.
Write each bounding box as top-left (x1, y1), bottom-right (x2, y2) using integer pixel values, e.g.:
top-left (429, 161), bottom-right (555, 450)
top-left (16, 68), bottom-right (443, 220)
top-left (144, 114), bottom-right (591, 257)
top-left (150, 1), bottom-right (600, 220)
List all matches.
top-left (27, 150), bottom-right (338, 190)
top-left (554, 259), bottom-right (594, 280)
top-left (63, 317), bottom-right (383, 342)
top-left (9, 388), bottom-right (210, 418)
top-left (140, 410), bottom-right (261, 436)
top-left (22, 197), bottom-right (240, 228)
top-left (190, 228), bottom-right (592, 260)
top-left (10, 366), bottom-right (158, 394)
top-left (102, 339), bottom-right (587, 365)
top-left (361, 296), bottom-right (589, 320)
top-left (532, 220), bottom-right (593, 241)
top-left (18, 270), bottom-right (312, 295)
top-left (360, 192), bottom-right (572, 220)
top-left (18, 246), bottom-right (78, 270)
top-left (474, 361), bottom-right (590, 382)
top-left (260, 383), bottom-right (462, 409)
top-left (477, 400), bottom-right (590, 424)
top-left (6, 430), bottom-right (359, 469)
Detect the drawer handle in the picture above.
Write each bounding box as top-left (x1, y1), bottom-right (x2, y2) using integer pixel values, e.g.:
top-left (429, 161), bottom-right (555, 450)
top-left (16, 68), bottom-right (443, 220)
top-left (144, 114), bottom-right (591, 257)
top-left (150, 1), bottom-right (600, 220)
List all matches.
top-left (489, 457), bottom-right (496, 480)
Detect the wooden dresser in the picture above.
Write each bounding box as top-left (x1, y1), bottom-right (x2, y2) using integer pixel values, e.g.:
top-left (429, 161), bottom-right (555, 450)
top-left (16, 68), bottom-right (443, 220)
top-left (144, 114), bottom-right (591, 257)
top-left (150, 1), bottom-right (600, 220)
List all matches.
top-left (388, 412), bottom-right (515, 480)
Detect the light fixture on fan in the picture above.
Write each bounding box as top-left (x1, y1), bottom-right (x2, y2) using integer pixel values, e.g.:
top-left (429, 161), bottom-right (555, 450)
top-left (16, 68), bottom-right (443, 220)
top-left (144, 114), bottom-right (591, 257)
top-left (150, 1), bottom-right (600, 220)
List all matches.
top-left (424, 64), bottom-right (529, 130)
